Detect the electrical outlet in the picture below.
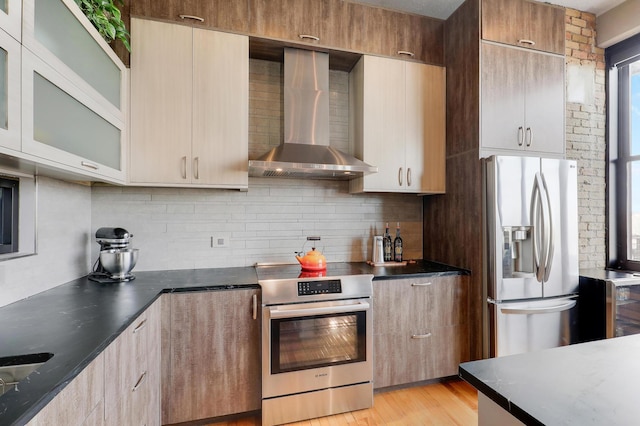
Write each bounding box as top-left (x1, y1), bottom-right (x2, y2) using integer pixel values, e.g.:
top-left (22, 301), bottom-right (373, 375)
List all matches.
top-left (210, 236), bottom-right (229, 248)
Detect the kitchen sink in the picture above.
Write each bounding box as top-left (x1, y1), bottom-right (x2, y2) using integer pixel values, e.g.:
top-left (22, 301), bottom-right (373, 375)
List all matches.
top-left (0, 353), bottom-right (53, 396)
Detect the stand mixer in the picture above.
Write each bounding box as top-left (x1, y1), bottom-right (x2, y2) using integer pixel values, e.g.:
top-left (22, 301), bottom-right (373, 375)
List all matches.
top-left (89, 227), bottom-right (138, 283)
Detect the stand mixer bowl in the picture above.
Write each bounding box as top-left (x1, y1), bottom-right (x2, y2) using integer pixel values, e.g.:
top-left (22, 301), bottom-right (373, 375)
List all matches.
top-left (99, 248), bottom-right (139, 279)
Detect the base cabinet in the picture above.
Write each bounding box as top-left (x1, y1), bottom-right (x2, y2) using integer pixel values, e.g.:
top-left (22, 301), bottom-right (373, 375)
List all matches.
top-left (373, 275), bottom-right (469, 388)
top-left (162, 289), bottom-right (261, 424)
top-left (26, 353), bottom-right (105, 426)
top-left (104, 299), bottom-right (161, 426)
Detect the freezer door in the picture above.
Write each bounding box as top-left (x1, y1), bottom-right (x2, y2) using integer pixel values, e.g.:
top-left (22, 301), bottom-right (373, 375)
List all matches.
top-left (540, 159), bottom-right (579, 297)
top-left (489, 297), bottom-right (578, 357)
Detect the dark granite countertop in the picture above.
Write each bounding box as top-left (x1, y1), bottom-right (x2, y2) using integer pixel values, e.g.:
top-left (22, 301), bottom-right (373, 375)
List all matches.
top-left (459, 335), bottom-right (640, 425)
top-left (0, 260), bottom-right (465, 425)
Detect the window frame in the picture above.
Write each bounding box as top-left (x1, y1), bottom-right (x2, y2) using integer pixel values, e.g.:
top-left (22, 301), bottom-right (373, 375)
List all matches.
top-left (607, 32), bottom-right (640, 270)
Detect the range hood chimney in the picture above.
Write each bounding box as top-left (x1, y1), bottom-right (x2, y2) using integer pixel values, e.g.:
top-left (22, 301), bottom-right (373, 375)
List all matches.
top-left (248, 48), bottom-right (377, 180)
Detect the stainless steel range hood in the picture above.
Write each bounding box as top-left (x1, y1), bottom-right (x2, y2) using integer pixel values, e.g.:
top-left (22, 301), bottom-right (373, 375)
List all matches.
top-left (249, 48), bottom-right (377, 180)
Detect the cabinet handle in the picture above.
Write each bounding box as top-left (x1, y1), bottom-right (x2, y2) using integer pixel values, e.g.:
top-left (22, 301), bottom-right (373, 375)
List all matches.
top-left (132, 371), bottom-right (147, 392)
top-left (397, 50), bottom-right (415, 57)
top-left (193, 157), bottom-right (199, 180)
top-left (299, 34), bottom-right (320, 42)
top-left (181, 156), bottom-right (187, 179)
top-left (252, 294), bottom-right (258, 320)
top-left (517, 126), bottom-right (524, 146)
top-left (407, 168), bottom-right (412, 187)
top-left (398, 167), bottom-right (403, 186)
top-left (411, 282), bottom-right (432, 287)
top-left (80, 161), bottom-right (99, 170)
top-left (526, 127), bottom-right (533, 147)
top-left (517, 39), bottom-right (536, 46)
top-left (133, 318), bottom-right (147, 334)
top-left (411, 333), bottom-right (432, 339)
top-left (179, 14), bottom-right (204, 22)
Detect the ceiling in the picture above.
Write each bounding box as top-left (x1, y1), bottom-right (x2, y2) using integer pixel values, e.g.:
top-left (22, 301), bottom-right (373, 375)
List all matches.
top-left (353, 0), bottom-right (628, 20)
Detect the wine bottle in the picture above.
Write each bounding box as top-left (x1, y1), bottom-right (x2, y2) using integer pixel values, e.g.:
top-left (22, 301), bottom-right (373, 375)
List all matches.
top-left (394, 222), bottom-right (403, 262)
top-left (383, 223), bottom-right (393, 262)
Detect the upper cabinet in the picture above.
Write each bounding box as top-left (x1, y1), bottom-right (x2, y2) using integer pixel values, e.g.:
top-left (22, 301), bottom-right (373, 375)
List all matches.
top-left (481, 42), bottom-right (565, 156)
top-left (130, 0), bottom-right (251, 33)
top-left (0, 0), bottom-right (21, 41)
top-left (20, 0), bottom-right (127, 183)
top-left (350, 55), bottom-right (446, 194)
top-left (0, 27), bottom-right (21, 152)
top-left (130, 0), bottom-right (444, 66)
top-left (129, 18), bottom-right (248, 189)
top-left (482, 0), bottom-right (565, 55)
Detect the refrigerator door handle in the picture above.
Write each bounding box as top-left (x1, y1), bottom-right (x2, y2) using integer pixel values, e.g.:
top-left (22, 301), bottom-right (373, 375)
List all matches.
top-left (531, 172), bottom-right (551, 283)
top-left (500, 300), bottom-right (576, 315)
top-left (540, 174), bottom-right (554, 283)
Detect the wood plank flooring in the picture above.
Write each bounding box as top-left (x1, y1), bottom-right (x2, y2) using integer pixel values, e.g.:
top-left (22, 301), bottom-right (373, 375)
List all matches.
top-left (207, 379), bottom-right (478, 425)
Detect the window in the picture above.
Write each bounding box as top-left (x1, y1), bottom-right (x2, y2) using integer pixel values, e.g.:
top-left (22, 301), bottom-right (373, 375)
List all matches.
top-left (0, 176), bottom-right (18, 254)
top-left (608, 33), bottom-right (640, 270)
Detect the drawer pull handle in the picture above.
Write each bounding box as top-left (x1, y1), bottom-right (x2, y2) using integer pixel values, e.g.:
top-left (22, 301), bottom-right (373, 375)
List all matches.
top-left (518, 39), bottom-right (535, 46)
top-left (526, 127), bottom-right (533, 147)
top-left (181, 156), bottom-right (187, 179)
top-left (411, 282), bottom-right (432, 287)
top-left (518, 126), bottom-right (524, 146)
top-left (411, 333), bottom-right (432, 339)
top-left (299, 34), bottom-right (320, 42)
top-left (398, 167), bottom-right (403, 186)
top-left (397, 50), bottom-right (415, 57)
top-left (193, 156), bottom-right (199, 180)
top-left (132, 371), bottom-right (147, 392)
top-left (179, 14), bottom-right (204, 22)
top-left (252, 294), bottom-right (257, 320)
top-left (81, 161), bottom-right (99, 170)
top-left (133, 318), bottom-right (147, 334)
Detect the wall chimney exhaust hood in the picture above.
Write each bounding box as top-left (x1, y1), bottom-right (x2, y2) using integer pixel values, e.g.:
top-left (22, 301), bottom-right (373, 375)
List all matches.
top-left (248, 48), bottom-right (377, 180)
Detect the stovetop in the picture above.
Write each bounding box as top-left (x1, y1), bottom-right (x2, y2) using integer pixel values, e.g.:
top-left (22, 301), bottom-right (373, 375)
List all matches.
top-left (256, 263), bottom-right (373, 305)
top-left (255, 262), bottom-right (370, 281)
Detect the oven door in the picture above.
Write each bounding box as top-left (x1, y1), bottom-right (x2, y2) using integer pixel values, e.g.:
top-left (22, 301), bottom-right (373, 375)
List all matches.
top-left (262, 298), bottom-right (373, 398)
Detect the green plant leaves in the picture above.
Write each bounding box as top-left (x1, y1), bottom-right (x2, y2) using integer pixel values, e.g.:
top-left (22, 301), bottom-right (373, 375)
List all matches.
top-left (74, 0), bottom-right (130, 52)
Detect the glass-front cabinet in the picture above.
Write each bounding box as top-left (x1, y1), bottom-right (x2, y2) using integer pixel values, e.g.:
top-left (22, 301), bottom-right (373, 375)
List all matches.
top-left (20, 0), bottom-right (126, 182)
top-left (0, 0), bottom-right (20, 41)
top-left (0, 27), bottom-right (20, 152)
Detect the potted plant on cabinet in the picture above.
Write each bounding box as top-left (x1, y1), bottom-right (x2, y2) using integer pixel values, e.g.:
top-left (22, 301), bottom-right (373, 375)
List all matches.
top-left (74, 0), bottom-right (130, 52)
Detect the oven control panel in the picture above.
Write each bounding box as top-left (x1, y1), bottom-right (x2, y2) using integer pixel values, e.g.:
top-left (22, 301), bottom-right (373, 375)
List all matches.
top-left (298, 279), bottom-right (342, 295)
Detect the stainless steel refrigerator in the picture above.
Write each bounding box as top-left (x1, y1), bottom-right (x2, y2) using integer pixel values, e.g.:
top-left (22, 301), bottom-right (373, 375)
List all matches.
top-left (484, 155), bottom-right (579, 357)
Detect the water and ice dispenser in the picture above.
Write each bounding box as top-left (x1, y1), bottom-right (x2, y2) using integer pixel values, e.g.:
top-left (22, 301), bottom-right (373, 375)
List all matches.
top-left (501, 226), bottom-right (533, 277)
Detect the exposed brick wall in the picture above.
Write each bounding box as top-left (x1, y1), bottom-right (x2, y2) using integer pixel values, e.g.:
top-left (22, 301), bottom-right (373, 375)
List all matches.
top-left (564, 8), bottom-right (607, 269)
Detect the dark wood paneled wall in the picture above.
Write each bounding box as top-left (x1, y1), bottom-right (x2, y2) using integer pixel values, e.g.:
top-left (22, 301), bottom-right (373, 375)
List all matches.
top-left (423, 0), bottom-right (483, 361)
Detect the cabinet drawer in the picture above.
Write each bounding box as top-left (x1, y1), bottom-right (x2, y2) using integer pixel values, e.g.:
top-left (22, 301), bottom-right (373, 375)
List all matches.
top-left (374, 325), bottom-right (466, 388)
top-left (373, 276), bottom-right (468, 334)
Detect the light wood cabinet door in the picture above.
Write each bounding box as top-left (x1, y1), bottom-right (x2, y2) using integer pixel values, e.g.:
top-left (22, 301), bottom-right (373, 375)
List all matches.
top-left (130, 18), bottom-right (249, 188)
top-left (129, 18), bottom-right (192, 184)
top-left (481, 42), bottom-right (564, 156)
top-left (164, 289), bottom-right (261, 424)
top-left (482, 0), bottom-right (564, 55)
top-left (405, 62), bottom-right (446, 193)
top-left (373, 276), bottom-right (469, 388)
top-left (104, 300), bottom-right (161, 426)
top-left (192, 29), bottom-right (248, 187)
top-left (26, 354), bottom-right (104, 426)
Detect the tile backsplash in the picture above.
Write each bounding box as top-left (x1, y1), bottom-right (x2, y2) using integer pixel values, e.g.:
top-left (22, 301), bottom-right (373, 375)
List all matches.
top-left (91, 179), bottom-right (423, 270)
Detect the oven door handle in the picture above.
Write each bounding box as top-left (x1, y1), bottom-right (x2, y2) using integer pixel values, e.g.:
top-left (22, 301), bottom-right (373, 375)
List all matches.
top-left (268, 301), bottom-right (370, 319)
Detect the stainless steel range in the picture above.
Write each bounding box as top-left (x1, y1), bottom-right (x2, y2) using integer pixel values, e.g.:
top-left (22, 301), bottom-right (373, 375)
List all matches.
top-left (257, 264), bottom-right (374, 426)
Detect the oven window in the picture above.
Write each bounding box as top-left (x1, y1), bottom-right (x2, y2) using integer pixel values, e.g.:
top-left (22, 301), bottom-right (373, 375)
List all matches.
top-left (271, 311), bottom-right (367, 374)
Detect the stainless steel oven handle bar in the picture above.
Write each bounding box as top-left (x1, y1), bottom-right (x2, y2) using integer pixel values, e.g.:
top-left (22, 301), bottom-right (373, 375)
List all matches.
top-left (268, 301), bottom-right (370, 319)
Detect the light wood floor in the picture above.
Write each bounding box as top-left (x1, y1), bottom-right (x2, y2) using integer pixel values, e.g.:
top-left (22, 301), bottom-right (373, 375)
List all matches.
top-left (208, 379), bottom-right (478, 425)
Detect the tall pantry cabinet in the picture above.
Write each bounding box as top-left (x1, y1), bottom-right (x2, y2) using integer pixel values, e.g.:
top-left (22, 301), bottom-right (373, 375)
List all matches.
top-left (423, 0), bottom-right (566, 361)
